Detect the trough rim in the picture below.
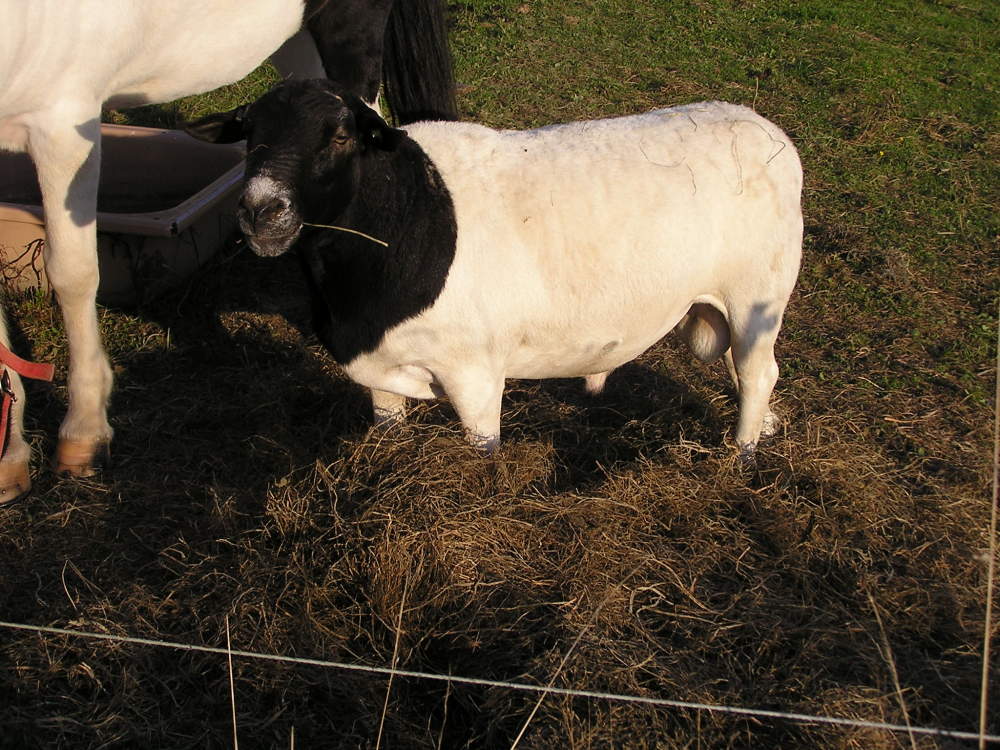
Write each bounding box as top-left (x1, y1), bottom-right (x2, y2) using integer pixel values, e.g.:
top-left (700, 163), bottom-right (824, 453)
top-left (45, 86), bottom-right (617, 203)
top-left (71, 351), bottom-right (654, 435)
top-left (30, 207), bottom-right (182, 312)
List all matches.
top-left (0, 123), bottom-right (244, 239)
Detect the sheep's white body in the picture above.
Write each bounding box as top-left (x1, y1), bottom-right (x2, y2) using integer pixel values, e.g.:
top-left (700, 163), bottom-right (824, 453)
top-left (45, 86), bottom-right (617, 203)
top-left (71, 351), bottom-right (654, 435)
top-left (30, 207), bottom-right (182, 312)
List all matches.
top-left (344, 102), bottom-right (803, 452)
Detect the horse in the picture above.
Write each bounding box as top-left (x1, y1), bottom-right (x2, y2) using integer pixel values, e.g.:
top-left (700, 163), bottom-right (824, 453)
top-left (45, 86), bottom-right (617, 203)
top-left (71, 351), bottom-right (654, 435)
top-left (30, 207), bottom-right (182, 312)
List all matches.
top-left (0, 0), bottom-right (457, 502)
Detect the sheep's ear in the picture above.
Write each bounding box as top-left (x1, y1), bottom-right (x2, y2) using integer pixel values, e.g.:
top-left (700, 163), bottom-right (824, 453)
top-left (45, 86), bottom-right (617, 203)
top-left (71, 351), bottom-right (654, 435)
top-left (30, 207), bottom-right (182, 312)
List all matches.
top-left (184, 105), bottom-right (249, 144)
top-left (354, 103), bottom-right (405, 152)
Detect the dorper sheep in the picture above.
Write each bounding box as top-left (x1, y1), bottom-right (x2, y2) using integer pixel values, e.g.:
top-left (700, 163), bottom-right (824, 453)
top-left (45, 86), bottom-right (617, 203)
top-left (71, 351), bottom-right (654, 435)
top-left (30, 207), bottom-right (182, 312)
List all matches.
top-left (187, 79), bottom-right (803, 456)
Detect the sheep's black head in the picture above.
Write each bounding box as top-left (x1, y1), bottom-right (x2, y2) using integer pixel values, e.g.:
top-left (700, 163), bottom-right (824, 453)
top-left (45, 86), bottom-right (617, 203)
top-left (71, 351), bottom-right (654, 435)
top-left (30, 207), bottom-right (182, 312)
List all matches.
top-left (185, 79), bottom-right (403, 257)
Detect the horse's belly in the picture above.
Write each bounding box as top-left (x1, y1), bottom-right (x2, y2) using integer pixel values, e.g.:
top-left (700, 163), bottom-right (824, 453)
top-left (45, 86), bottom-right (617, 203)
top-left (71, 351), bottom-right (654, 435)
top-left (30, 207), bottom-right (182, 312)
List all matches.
top-left (107, 3), bottom-right (303, 107)
top-left (0, 115), bottom-right (29, 151)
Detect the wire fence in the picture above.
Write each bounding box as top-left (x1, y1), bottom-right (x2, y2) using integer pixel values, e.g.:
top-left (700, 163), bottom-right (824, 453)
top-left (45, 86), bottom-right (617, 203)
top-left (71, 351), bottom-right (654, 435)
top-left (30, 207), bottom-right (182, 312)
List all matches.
top-left (1, 619), bottom-right (997, 746)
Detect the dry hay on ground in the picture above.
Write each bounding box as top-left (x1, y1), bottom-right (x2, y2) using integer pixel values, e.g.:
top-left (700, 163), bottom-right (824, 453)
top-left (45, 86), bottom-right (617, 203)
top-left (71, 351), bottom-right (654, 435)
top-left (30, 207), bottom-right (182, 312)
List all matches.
top-left (0, 240), bottom-right (994, 749)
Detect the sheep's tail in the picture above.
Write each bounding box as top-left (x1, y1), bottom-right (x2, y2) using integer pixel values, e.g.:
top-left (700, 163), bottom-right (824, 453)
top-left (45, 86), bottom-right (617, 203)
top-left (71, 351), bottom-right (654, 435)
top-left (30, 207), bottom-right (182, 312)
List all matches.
top-left (383, 0), bottom-right (458, 124)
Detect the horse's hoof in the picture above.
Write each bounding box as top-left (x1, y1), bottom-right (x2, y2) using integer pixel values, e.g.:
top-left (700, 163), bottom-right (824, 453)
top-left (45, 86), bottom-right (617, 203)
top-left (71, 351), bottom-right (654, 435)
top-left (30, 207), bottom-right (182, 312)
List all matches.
top-left (54, 439), bottom-right (110, 478)
top-left (0, 462), bottom-right (31, 504)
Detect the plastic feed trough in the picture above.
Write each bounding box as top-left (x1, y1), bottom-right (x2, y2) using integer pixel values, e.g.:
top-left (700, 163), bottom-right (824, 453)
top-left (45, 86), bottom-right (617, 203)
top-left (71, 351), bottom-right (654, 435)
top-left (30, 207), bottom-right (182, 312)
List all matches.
top-left (0, 124), bottom-right (244, 306)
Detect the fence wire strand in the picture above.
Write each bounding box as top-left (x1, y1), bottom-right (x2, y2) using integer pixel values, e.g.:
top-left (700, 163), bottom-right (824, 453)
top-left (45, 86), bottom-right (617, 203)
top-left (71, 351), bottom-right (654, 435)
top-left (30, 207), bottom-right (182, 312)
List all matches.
top-left (980, 314), bottom-right (1000, 749)
top-left (1, 619), bottom-right (996, 745)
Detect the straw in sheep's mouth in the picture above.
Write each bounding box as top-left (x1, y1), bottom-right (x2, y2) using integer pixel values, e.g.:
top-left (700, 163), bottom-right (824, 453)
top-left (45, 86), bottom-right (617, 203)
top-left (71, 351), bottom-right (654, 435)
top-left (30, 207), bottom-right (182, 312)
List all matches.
top-left (301, 222), bottom-right (389, 248)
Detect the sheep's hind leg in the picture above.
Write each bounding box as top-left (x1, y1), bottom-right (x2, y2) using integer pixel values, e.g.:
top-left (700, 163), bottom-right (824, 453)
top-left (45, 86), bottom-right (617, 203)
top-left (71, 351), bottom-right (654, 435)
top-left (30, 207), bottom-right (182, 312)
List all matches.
top-left (723, 348), bottom-right (779, 442)
top-left (728, 304), bottom-right (783, 460)
top-left (676, 302), bottom-right (781, 452)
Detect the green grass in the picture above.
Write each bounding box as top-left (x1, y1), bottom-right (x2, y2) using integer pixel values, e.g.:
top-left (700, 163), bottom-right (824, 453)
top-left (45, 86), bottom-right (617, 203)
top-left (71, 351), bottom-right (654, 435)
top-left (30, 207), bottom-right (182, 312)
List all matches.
top-left (442, 0), bottom-right (1000, 408)
top-left (2, 1), bottom-right (998, 747)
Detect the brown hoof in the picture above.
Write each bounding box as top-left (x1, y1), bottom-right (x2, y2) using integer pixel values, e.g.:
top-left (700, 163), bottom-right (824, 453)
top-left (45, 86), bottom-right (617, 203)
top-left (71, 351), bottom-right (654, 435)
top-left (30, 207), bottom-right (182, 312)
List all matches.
top-left (54, 439), bottom-right (110, 478)
top-left (0, 461), bottom-right (31, 505)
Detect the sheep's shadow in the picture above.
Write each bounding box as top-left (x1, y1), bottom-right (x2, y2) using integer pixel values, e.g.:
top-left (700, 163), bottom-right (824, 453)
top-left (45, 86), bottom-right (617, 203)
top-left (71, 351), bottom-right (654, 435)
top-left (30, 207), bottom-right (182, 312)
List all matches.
top-left (94, 235), bottom-right (741, 512)
top-left (507, 356), bottom-right (734, 491)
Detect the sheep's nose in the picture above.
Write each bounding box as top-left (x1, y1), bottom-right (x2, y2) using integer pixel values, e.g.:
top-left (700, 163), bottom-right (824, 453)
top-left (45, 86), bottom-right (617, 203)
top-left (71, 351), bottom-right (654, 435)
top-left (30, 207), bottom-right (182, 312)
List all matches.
top-left (238, 194), bottom-right (290, 233)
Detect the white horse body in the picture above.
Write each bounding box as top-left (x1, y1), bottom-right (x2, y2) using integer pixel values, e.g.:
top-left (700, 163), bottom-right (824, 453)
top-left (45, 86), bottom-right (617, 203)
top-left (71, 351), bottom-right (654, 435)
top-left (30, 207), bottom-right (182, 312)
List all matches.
top-left (0, 0), bottom-right (316, 496)
top-left (1, 1), bottom-right (306, 129)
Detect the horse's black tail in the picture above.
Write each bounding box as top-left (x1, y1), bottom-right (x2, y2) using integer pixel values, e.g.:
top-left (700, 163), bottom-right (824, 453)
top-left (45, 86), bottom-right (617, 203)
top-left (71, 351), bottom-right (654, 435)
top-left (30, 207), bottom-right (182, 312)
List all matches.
top-left (382, 0), bottom-right (458, 124)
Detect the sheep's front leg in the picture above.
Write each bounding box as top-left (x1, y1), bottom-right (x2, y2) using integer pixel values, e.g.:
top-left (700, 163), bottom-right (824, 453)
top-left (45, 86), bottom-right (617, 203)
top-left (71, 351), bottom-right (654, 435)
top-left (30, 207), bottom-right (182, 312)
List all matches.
top-left (583, 370), bottom-right (611, 395)
top-left (438, 369), bottom-right (504, 452)
top-left (30, 114), bottom-right (114, 476)
top-left (370, 389), bottom-right (407, 428)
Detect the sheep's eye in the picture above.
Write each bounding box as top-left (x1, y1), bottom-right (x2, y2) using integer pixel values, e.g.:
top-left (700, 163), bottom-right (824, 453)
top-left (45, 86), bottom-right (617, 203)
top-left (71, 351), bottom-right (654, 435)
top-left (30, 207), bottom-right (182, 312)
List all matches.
top-left (321, 121), bottom-right (351, 148)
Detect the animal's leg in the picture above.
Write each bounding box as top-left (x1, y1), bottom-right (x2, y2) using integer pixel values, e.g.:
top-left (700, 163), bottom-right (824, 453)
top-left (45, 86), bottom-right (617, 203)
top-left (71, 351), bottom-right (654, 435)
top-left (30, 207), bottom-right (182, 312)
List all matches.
top-left (584, 371), bottom-right (610, 395)
top-left (0, 308), bottom-right (32, 502)
top-left (438, 369), bottom-right (504, 452)
top-left (370, 389), bottom-right (407, 427)
top-left (724, 338), bottom-right (780, 440)
top-left (728, 303), bottom-right (783, 458)
top-left (305, 0), bottom-right (395, 103)
top-left (723, 349), bottom-right (739, 391)
top-left (29, 113), bottom-right (113, 475)
top-left (676, 303), bottom-right (778, 441)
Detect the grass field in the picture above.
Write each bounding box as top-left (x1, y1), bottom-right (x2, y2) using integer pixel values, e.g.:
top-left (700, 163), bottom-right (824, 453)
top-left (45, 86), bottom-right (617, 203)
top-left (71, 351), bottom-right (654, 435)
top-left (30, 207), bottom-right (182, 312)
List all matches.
top-left (2, 0), bottom-right (998, 747)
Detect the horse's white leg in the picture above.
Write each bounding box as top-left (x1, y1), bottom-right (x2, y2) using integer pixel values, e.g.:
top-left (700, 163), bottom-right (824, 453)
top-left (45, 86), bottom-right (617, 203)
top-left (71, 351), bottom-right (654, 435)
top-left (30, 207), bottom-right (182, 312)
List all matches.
top-left (29, 112), bottom-right (113, 475)
top-left (270, 29), bottom-right (327, 80)
top-left (0, 307), bottom-right (32, 502)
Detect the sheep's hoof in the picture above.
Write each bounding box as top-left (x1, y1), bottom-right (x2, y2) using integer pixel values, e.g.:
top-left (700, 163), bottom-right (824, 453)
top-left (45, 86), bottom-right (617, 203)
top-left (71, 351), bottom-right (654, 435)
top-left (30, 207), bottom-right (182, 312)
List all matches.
top-left (737, 442), bottom-right (757, 469)
top-left (467, 432), bottom-right (499, 454)
top-left (760, 411), bottom-right (780, 439)
top-left (0, 461), bottom-right (31, 505)
top-left (54, 439), bottom-right (110, 478)
top-left (372, 410), bottom-right (407, 431)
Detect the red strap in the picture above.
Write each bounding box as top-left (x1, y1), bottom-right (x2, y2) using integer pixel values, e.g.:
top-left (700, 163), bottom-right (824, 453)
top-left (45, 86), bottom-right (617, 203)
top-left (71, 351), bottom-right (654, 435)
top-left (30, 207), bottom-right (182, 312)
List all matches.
top-left (0, 343), bottom-right (54, 382)
top-left (0, 344), bottom-right (54, 460)
top-left (0, 375), bottom-right (11, 460)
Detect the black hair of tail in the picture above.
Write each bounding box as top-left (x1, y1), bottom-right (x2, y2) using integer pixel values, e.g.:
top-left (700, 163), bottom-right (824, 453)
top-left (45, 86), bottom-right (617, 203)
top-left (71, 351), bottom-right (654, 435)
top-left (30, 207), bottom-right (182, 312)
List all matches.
top-left (383, 0), bottom-right (459, 124)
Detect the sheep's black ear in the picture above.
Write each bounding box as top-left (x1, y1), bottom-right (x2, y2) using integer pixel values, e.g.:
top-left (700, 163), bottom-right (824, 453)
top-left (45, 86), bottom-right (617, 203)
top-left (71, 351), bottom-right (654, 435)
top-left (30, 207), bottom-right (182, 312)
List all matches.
top-left (352, 101), bottom-right (405, 152)
top-left (367, 122), bottom-right (406, 151)
top-left (184, 105), bottom-right (249, 144)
